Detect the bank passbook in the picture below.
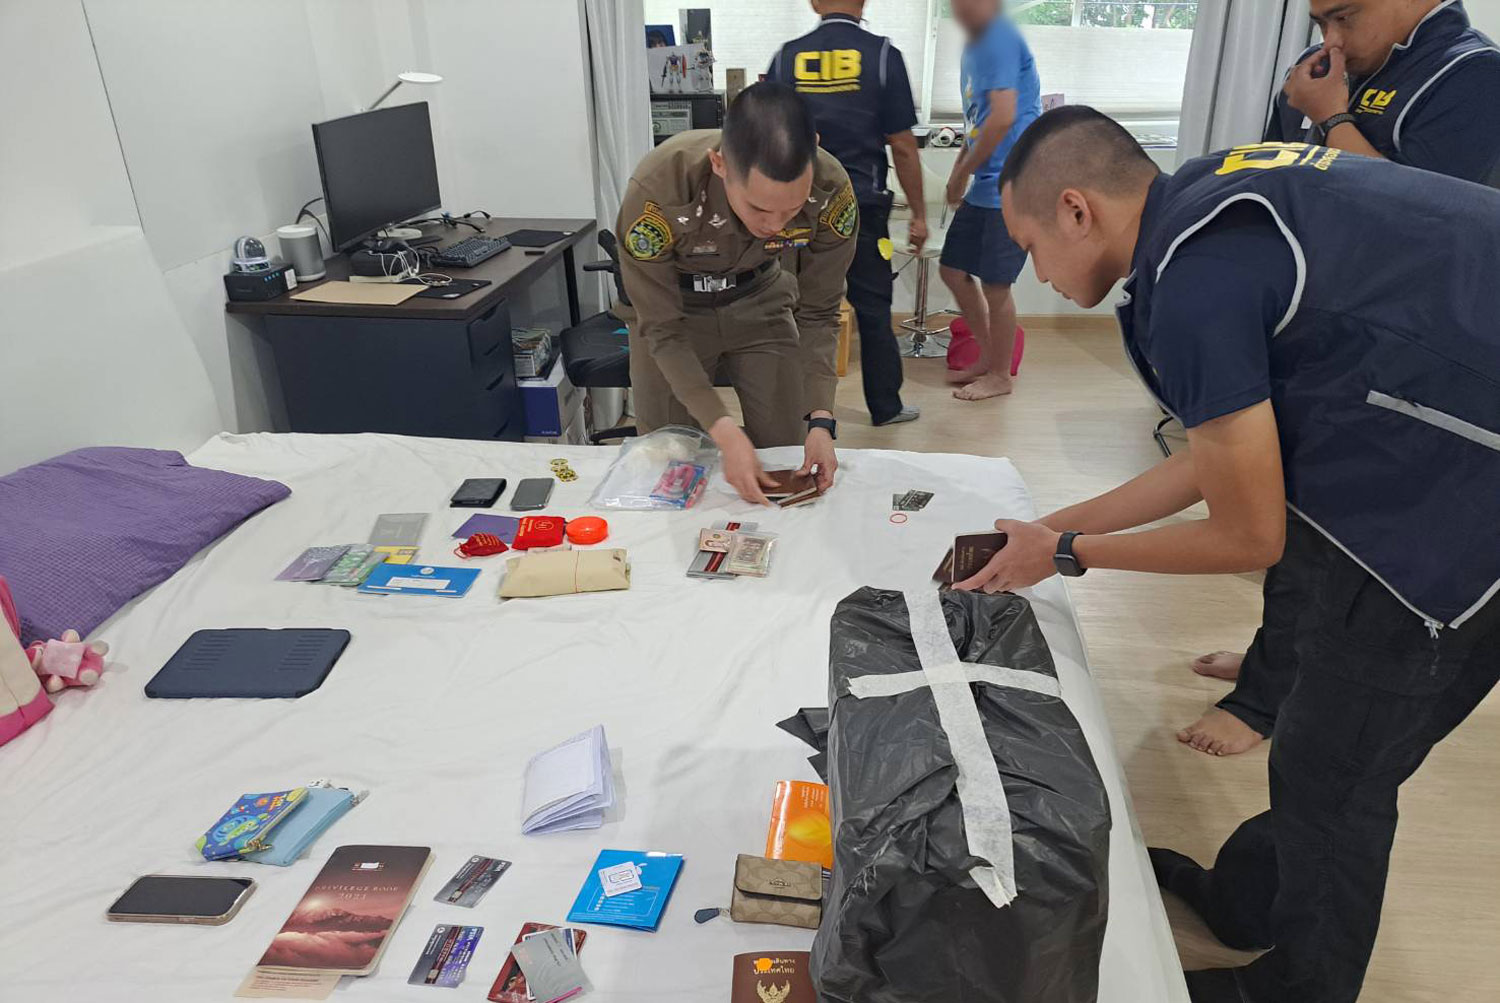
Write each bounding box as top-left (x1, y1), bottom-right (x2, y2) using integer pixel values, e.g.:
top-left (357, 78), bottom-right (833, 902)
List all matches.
top-left (933, 531), bottom-right (1009, 585)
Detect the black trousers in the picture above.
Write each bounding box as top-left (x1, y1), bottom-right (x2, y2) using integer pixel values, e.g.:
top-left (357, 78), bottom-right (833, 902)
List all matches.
top-left (1187, 514), bottom-right (1500, 1002)
top-left (1216, 514), bottom-right (1318, 735)
top-left (845, 201), bottom-right (905, 424)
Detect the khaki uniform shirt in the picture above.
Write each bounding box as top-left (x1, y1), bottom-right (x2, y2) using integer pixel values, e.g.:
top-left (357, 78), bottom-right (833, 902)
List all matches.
top-left (616, 130), bottom-right (858, 428)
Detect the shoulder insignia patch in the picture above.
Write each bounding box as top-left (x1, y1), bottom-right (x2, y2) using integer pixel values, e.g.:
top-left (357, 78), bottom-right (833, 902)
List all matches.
top-left (625, 201), bottom-right (674, 261)
top-left (820, 183), bottom-right (857, 240)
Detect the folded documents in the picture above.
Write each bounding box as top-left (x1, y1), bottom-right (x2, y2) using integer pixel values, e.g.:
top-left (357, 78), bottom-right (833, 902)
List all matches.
top-left (521, 726), bottom-right (615, 835)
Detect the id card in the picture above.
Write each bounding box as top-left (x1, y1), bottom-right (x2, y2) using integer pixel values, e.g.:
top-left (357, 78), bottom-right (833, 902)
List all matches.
top-left (408, 924), bottom-right (483, 988)
top-left (435, 855), bottom-right (511, 908)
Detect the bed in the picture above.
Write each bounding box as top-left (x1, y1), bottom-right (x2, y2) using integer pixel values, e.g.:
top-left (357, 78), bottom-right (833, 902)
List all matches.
top-left (0, 432), bottom-right (1189, 1002)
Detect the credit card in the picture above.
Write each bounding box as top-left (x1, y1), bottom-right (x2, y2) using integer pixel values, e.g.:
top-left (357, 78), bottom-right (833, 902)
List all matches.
top-left (435, 855), bottom-right (511, 908)
top-left (487, 923), bottom-right (589, 1003)
top-left (408, 924), bottom-right (483, 987)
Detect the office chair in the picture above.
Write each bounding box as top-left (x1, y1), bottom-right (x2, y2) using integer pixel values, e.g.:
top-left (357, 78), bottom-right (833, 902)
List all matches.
top-left (561, 232), bottom-right (636, 443)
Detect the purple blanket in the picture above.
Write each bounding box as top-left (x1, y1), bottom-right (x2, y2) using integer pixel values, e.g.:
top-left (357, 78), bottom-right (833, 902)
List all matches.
top-left (0, 447), bottom-right (290, 645)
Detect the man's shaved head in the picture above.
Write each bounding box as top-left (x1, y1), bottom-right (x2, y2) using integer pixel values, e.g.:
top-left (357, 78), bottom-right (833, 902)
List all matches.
top-left (999, 105), bottom-right (1158, 222)
top-left (998, 106), bottom-right (1159, 309)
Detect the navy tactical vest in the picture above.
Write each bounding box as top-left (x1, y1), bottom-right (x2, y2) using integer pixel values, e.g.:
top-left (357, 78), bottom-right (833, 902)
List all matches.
top-left (1120, 145), bottom-right (1500, 628)
top-left (1267, 1), bottom-right (1499, 173)
top-left (769, 15), bottom-right (906, 207)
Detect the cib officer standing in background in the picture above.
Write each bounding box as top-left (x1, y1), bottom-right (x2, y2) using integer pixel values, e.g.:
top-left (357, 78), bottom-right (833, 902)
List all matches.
top-left (768, 0), bottom-right (928, 428)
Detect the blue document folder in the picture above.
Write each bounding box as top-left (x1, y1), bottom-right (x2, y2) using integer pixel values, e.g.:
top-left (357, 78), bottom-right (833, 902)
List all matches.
top-left (358, 563), bottom-right (479, 598)
top-left (566, 849), bottom-right (683, 932)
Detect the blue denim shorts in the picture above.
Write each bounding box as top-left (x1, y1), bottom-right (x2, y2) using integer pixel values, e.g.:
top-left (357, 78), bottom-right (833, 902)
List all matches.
top-left (940, 200), bottom-right (1027, 286)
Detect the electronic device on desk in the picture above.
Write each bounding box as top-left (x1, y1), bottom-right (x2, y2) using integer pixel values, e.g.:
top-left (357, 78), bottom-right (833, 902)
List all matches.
top-left (312, 102), bottom-right (441, 254)
top-left (224, 235), bottom-right (297, 302)
top-left (650, 92), bottom-right (724, 146)
top-left (349, 239), bottom-right (421, 282)
top-left (430, 234), bottom-right (511, 268)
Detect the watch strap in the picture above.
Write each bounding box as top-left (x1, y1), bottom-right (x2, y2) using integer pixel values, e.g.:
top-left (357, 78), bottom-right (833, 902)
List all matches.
top-left (807, 416), bottom-right (837, 440)
top-left (1054, 531), bottom-right (1086, 577)
top-left (1319, 112), bottom-right (1357, 135)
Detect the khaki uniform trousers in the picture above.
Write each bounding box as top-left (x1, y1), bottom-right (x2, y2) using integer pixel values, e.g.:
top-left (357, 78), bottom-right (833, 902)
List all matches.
top-left (628, 268), bottom-right (806, 448)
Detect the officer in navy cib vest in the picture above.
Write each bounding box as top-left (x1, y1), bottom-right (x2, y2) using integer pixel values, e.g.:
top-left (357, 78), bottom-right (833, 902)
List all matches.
top-left (1122, 142), bottom-right (1500, 629)
top-left (1265, 0), bottom-right (1500, 186)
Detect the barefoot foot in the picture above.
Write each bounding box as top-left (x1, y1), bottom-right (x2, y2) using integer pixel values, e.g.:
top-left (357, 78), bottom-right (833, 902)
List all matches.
top-left (946, 364), bottom-right (991, 385)
top-left (1177, 709), bottom-right (1264, 757)
top-left (953, 372), bottom-right (1014, 401)
top-left (1191, 650), bottom-right (1245, 681)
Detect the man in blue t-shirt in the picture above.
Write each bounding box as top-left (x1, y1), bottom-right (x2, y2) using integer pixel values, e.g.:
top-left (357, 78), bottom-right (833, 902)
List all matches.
top-left (939, 0), bottom-right (1041, 402)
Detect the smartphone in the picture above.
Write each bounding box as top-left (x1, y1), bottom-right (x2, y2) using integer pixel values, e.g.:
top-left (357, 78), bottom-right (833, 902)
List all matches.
top-left (510, 477), bottom-right (555, 511)
top-left (106, 875), bottom-right (256, 925)
top-left (450, 478), bottom-right (507, 508)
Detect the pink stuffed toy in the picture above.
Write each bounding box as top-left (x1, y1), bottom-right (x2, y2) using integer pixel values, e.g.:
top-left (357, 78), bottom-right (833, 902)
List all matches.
top-left (0, 576), bottom-right (52, 747)
top-left (28, 630), bottom-right (109, 693)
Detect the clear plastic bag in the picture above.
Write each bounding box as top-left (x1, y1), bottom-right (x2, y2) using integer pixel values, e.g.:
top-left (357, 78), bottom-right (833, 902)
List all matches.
top-left (589, 426), bottom-right (719, 511)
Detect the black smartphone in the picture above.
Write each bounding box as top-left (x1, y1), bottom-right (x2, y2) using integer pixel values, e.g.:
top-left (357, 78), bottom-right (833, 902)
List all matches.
top-left (106, 875), bottom-right (256, 925)
top-left (510, 477), bottom-right (555, 511)
top-left (450, 478), bottom-right (507, 508)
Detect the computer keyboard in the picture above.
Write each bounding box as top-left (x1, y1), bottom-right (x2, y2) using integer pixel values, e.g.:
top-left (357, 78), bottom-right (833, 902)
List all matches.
top-left (430, 235), bottom-right (512, 268)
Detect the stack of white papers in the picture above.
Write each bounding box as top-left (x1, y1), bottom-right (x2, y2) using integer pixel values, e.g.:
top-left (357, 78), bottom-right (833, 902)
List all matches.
top-left (521, 726), bottom-right (616, 835)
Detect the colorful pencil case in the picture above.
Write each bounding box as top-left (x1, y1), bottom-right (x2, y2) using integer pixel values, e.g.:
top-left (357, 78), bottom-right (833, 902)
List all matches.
top-left (242, 784), bottom-right (362, 866)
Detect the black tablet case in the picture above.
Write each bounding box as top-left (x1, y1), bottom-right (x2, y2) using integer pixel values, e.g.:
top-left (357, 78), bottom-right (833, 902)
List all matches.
top-left (145, 628), bottom-right (351, 699)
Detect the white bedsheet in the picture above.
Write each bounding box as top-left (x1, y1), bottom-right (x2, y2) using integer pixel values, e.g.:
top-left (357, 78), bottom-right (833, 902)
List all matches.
top-left (0, 432), bottom-right (1188, 1002)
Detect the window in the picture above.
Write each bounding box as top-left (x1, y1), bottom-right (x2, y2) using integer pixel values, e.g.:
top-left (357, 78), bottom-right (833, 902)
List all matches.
top-left (932, 1), bottom-right (1196, 124)
top-left (642, 1), bottom-right (1196, 131)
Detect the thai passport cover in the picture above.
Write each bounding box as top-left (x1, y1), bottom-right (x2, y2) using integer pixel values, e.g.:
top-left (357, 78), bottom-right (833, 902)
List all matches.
top-left (256, 844), bottom-right (433, 976)
top-left (731, 952), bottom-right (816, 1003)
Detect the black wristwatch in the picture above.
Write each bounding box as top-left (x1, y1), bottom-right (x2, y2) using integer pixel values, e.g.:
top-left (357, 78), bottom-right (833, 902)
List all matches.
top-left (1054, 531), bottom-right (1086, 577)
top-left (807, 416), bottom-right (838, 440)
top-left (1319, 112), bottom-right (1358, 136)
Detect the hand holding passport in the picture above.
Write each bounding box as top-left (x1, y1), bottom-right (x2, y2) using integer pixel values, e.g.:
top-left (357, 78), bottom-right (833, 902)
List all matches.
top-left (934, 531), bottom-right (1009, 587)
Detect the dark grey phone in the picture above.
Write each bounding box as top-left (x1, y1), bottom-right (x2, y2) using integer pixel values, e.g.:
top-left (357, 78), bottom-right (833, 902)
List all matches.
top-left (106, 875), bottom-right (256, 925)
top-left (510, 477), bottom-right (555, 511)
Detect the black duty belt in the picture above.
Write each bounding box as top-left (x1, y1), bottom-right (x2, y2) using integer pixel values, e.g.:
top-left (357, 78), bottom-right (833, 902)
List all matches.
top-left (678, 259), bottom-right (777, 295)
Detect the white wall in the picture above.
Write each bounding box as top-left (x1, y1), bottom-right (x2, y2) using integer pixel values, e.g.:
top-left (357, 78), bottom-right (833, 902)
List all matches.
top-left (1469, 0), bottom-right (1500, 34)
top-left (0, 0), bottom-right (220, 473)
top-left (0, 0), bottom-right (599, 454)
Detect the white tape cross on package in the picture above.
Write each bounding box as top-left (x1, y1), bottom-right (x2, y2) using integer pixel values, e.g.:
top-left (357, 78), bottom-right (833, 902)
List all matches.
top-left (847, 590), bottom-right (1064, 909)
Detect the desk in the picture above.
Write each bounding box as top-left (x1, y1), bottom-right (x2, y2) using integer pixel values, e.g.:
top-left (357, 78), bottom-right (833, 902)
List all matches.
top-left (227, 216), bottom-right (595, 441)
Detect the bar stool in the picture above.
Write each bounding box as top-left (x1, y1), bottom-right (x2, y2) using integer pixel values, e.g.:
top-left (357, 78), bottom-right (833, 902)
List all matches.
top-left (889, 161), bottom-right (955, 358)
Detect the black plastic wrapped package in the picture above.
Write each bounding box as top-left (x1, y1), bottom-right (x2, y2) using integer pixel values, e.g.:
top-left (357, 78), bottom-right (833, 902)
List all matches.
top-left (808, 587), bottom-right (1111, 1003)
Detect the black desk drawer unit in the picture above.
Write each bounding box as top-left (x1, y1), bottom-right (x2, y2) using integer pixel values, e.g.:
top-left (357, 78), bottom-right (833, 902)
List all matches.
top-left (261, 302), bottom-right (523, 441)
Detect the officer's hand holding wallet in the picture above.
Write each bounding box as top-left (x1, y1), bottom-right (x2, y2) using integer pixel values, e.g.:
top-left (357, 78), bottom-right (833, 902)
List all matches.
top-left (797, 413), bottom-right (839, 492)
top-left (711, 417), bottom-right (776, 506)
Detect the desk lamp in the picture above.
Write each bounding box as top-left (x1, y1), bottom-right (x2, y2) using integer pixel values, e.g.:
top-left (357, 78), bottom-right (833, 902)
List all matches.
top-left (365, 71), bottom-right (443, 111)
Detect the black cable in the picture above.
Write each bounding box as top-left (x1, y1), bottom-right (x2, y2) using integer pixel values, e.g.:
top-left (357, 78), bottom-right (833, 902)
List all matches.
top-left (294, 196), bottom-right (332, 250)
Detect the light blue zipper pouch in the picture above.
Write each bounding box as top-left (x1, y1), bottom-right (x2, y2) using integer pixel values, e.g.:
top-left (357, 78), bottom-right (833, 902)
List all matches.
top-left (242, 785), bottom-right (360, 866)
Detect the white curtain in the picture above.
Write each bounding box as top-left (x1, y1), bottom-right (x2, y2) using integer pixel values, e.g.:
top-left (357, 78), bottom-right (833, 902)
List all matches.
top-left (583, 0), bottom-right (652, 258)
top-left (1176, 0), bottom-right (1314, 164)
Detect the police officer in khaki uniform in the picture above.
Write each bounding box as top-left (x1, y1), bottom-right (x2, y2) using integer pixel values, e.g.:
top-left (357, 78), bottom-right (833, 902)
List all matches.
top-left (617, 82), bottom-right (858, 505)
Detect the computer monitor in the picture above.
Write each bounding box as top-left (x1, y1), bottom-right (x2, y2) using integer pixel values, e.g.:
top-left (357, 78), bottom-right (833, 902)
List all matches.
top-left (312, 102), bottom-right (441, 252)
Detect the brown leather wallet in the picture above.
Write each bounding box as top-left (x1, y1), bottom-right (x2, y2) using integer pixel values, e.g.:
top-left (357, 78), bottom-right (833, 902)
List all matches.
top-left (728, 854), bottom-right (822, 929)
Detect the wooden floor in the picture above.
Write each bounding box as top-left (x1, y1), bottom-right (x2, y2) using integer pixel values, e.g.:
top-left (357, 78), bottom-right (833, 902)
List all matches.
top-left (737, 320), bottom-right (1500, 1002)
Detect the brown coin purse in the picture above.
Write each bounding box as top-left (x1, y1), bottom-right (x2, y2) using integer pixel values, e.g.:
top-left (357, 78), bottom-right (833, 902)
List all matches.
top-left (728, 853), bottom-right (823, 929)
